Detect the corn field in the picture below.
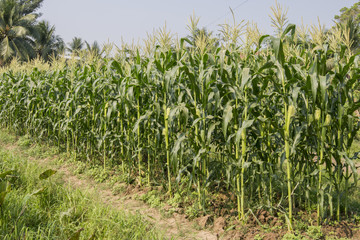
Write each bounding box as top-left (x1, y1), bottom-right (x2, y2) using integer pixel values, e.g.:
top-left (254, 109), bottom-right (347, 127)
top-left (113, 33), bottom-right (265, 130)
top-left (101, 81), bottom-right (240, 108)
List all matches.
top-left (0, 21), bottom-right (359, 231)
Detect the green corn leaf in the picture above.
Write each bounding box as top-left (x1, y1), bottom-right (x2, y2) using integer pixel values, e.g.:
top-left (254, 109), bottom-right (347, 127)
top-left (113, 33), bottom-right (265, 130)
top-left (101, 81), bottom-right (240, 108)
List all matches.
top-left (39, 169), bottom-right (57, 180)
top-left (222, 103), bottom-right (233, 138)
top-left (207, 122), bottom-right (219, 143)
top-left (241, 68), bottom-right (251, 91)
top-left (172, 133), bottom-right (187, 156)
top-left (310, 73), bottom-right (318, 102)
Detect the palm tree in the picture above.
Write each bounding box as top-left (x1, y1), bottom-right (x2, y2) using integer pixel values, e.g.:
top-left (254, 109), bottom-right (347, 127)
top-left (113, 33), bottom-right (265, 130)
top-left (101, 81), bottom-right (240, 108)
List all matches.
top-left (33, 20), bottom-right (64, 61)
top-left (0, 0), bottom-right (42, 64)
top-left (67, 37), bottom-right (83, 55)
top-left (85, 40), bottom-right (103, 57)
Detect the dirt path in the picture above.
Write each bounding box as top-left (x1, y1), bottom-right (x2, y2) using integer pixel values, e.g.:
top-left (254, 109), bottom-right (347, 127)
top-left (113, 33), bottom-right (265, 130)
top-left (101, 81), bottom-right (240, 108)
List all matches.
top-left (0, 141), bottom-right (218, 240)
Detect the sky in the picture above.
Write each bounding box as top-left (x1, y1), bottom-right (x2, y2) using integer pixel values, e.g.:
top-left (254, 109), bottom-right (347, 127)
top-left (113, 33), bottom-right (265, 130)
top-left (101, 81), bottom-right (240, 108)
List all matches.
top-left (39, 0), bottom-right (359, 48)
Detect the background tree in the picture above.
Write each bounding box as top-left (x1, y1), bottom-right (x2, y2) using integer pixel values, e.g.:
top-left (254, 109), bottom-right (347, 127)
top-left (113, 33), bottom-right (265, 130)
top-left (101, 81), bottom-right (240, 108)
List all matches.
top-left (67, 37), bottom-right (83, 55)
top-left (335, 2), bottom-right (360, 25)
top-left (0, 0), bottom-right (43, 64)
top-left (186, 13), bottom-right (219, 53)
top-left (19, 0), bottom-right (44, 15)
top-left (336, 18), bottom-right (360, 54)
top-left (33, 20), bottom-right (64, 61)
top-left (85, 40), bottom-right (103, 57)
top-left (334, 1), bottom-right (360, 53)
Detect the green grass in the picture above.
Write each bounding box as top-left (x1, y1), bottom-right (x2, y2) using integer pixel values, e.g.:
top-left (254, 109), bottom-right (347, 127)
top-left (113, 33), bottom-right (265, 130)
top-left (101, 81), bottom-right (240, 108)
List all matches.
top-left (0, 148), bottom-right (165, 240)
top-left (0, 130), bottom-right (16, 145)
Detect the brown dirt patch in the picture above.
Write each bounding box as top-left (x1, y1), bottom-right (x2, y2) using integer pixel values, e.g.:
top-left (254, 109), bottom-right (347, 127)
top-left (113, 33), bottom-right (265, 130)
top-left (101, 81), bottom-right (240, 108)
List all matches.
top-left (322, 222), bottom-right (357, 239)
top-left (213, 217), bottom-right (226, 234)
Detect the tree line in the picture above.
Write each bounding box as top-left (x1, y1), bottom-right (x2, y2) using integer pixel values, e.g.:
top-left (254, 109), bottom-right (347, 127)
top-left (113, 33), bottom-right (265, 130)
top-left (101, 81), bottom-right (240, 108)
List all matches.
top-left (0, 0), bottom-right (101, 66)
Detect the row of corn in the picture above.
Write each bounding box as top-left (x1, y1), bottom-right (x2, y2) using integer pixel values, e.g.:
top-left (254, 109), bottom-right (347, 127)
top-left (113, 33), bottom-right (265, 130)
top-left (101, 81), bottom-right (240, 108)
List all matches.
top-left (0, 24), bottom-right (359, 230)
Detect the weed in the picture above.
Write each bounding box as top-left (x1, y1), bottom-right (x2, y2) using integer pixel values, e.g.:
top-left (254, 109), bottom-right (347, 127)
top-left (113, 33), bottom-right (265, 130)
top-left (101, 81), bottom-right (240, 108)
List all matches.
top-left (306, 226), bottom-right (323, 239)
top-left (281, 233), bottom-right (307, 240)
top-left (254, 233), bottom-right (264, 240)
top-left (17, 134), bottom-right (32, 147)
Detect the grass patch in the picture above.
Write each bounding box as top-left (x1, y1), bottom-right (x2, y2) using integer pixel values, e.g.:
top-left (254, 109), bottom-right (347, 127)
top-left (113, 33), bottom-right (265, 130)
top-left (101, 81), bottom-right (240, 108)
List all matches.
top-left (0, 148), bottom-right (164, 239)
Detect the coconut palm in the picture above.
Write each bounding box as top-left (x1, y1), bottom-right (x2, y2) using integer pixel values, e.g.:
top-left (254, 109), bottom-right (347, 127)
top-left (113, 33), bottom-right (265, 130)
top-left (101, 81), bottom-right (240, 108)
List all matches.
top-left (33, 20), bottom-right (64, 61)
top-left (19, 0), bottom-right (43, 15)
top-left (0, 0), bottom-right (42, 64)
top-left (67, 37), bottom-right (83, 55)
top-left (85, 40), bottom-right (103, 56)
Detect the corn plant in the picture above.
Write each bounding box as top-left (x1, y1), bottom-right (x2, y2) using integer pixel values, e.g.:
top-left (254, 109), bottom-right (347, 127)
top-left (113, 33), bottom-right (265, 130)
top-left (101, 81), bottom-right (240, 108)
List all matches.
top-left (0, 19), bottom-right (359, 233)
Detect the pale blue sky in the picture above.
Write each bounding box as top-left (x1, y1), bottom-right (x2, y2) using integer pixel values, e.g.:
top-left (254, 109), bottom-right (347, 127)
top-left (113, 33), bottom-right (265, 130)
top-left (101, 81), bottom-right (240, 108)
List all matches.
top-left (39, 0), bottom-right (358, 47)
